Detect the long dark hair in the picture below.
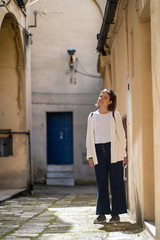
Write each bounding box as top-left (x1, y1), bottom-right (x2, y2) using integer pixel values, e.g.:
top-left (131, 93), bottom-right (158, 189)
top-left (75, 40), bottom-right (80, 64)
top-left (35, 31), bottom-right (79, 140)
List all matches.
top-left (96, 89), bottom-right (117, 111)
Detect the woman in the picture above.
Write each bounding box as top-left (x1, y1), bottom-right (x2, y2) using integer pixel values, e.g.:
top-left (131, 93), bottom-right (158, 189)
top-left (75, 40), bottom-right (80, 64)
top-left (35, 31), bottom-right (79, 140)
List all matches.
top-left (86, 89), bottom-right (127, 224)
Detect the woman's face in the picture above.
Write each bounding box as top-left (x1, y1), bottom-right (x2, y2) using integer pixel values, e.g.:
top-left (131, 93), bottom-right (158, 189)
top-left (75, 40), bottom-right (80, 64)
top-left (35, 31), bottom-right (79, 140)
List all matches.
top-left (98, 92), bottom-right (112, 108)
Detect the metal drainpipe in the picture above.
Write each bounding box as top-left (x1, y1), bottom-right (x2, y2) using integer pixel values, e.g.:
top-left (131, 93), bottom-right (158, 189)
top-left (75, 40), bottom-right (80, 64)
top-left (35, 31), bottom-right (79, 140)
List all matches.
top-left (0, 130), bottom-right (33, 194)
top-left (11, 131), bottom-right (33, 194)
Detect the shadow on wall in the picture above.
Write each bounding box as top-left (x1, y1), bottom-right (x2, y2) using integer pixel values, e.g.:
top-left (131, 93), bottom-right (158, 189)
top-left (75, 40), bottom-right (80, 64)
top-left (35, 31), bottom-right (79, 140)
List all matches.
top-left (135, 187), bottom-right (143, 226)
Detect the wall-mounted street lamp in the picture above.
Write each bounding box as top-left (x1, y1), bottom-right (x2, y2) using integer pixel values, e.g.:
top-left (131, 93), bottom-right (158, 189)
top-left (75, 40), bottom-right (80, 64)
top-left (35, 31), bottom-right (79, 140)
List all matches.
top-left (66, 47), bottom-right (101, 84)
top-left (67, 47), bottom-right (76, 69)
top-left (67, 47), bottom-right (76, 84)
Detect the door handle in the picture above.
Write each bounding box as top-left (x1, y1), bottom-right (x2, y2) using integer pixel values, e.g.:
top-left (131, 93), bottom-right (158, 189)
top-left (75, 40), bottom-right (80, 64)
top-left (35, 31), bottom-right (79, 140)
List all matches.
top-left (60, 131), bottom-right (63, 140)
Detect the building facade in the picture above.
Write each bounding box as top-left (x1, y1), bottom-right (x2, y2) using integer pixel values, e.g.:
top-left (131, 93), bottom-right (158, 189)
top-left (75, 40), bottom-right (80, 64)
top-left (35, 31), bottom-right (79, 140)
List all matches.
top-left (0, 0), bottom-right (32, 189)
top-left (97, 0), bottom-right (159, 239)
top-left (30, 0), bottom-right (102, 185)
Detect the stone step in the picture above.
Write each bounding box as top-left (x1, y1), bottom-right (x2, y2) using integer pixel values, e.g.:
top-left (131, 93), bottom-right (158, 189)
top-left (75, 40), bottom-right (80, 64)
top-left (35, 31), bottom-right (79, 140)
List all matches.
top-left (46, 164), bottom-right (74, 186)
top-left (47, 164), bottom-right (74, 172)
top-left (46, 178), bottom-right (74, 186)
top-left (47, 172), bottom-right (74, 178)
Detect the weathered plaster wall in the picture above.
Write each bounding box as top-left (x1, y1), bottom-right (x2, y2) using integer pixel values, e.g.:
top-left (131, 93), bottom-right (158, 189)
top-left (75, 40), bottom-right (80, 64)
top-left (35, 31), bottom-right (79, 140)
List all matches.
top-left (0, 2), bottom-right (31, 189)
top-left (98, 0), bottom-right (155, 228)
top-left (30, 0), bottom-right (102, 182)
top-left (150, 1), bottom-right (160, 238)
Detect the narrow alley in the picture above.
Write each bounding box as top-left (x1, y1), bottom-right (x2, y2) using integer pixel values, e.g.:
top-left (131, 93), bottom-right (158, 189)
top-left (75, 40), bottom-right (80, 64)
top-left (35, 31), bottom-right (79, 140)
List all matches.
top-left (0, 185), bottom-right (154, 240)
top-left (0, 0), bottom-right (160, 239)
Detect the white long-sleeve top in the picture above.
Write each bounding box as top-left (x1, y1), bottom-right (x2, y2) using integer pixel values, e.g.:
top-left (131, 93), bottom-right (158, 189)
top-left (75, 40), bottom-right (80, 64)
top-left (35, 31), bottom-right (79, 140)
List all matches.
top-left (93, 110), bottom-right (111, 143)
top-left (86, 110), bottom-right (127, 165)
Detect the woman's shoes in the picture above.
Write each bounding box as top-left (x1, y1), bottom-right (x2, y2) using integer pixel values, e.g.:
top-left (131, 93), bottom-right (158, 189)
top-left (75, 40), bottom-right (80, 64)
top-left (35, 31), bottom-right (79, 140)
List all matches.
top-left (93, 214), bottom-right (120, 224)
top-left (93, 214), bottom-right (106, 224)
top-left (109, 214), bottom-right (120, 223)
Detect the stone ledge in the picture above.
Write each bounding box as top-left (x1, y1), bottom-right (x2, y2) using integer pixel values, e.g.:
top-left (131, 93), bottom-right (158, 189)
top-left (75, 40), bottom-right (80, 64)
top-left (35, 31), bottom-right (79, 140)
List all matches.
top-left (144, 221), bottom-right (156, 238)
top-left (0, 188), bottom-right (27, 203)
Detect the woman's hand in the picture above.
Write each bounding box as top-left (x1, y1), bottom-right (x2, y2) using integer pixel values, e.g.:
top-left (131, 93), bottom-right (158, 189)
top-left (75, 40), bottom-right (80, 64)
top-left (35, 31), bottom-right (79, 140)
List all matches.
top-left (123, 157), bottom-right (128, 165)
top-left (89, 158), bottom-right (94, 167)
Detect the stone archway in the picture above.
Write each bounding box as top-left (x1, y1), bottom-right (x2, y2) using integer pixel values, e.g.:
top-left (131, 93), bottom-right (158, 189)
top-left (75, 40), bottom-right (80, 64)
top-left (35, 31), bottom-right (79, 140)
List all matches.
top-left (0, 13), bottom-right (29, 189)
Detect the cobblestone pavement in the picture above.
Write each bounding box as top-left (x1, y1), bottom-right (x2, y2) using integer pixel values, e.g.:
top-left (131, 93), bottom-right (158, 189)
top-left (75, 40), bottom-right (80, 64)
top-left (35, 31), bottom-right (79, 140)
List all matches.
top-left (0, 185), bottom-right (154, 240)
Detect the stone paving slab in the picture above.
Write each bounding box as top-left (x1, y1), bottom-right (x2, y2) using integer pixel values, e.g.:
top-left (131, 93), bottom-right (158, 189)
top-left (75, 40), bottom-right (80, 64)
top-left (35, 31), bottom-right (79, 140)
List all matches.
top-left (0, 185), bottom-right (155, 240)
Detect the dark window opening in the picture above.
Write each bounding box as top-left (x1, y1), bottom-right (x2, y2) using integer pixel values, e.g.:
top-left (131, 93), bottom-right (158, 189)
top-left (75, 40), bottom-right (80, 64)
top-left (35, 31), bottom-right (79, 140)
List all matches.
top-left (0, 135), bottom-right (13, 157)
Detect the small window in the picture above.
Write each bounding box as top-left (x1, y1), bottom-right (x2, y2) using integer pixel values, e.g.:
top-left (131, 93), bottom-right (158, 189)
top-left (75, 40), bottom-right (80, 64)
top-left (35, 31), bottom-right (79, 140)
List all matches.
top-left (0, 136), bottom-right (13, 157)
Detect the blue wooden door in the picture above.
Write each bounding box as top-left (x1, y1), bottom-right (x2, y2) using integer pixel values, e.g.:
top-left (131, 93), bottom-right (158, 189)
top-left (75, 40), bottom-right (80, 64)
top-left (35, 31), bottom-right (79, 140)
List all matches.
top-left (47, 112), bottom-right (73, 165)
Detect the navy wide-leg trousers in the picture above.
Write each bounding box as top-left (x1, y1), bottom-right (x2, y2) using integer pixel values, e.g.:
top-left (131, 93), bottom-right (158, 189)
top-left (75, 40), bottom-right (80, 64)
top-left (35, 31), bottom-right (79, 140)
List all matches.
top-left (95, 142), bottom-right (127, 215)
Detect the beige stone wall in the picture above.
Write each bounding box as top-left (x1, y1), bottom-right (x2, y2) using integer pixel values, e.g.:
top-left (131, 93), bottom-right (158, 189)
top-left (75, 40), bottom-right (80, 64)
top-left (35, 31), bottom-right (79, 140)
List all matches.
top-left (127, 0), bottom-right (154, 224)
top-left (99, 0), bottom-right (156, 232)
top-left (150, 1), bottom-right (160, 238)
top-left (0, 2), bottom-right (31, 189)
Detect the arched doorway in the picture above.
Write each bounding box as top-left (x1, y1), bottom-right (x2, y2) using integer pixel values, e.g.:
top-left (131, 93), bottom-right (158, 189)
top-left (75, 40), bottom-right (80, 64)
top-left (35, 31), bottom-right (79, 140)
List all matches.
top-left (0, 13), bottom-right (29, 189)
